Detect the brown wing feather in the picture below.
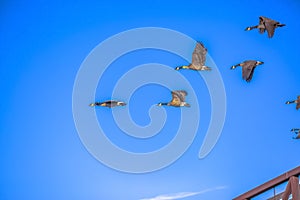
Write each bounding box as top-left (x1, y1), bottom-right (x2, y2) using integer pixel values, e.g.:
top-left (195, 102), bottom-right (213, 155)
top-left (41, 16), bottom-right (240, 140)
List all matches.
top-left (241, 61), bottom-right (256, 82)
top-left (266, 23), bottom-right (275, 38)
top-left (264, 18), bottom-right (278, 38)
top-left (296, 103), bottom-right (300, 110)
top-left (259, 16), bottom-right (266, 34)
top-left (192, 42), bottom-right (207, 67)
top-left (247, 68), bottom-right (256, 82)
top-left (171, 91), bottom-right (182, 106)
top-left (175, 90), bottom-right (187, 102)
top-left (297, 96), bottom-right (300, 110)
top-left (242, 67), bottom-right (253, 82)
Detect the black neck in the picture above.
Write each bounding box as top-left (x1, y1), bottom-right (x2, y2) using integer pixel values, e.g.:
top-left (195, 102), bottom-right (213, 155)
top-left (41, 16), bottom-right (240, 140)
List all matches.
top-left (248, 25), bottom-right (258, 30)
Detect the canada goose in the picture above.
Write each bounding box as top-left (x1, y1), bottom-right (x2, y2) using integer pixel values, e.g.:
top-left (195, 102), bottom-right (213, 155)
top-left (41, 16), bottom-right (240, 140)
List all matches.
top-left (290, 128), bottom-right (300, 139)
top-left (245, 16), bottom-right (285, 38)
top-left (157, 90), bottom-right (190, 107)
top-left (89, 100), bottom-right (126, 108)
top-left (175, 42), bottom-right (211, 71)
top-left (230, 60), bottom-right (264, 82)
top-left (285, 96), bottom-right (300, 110)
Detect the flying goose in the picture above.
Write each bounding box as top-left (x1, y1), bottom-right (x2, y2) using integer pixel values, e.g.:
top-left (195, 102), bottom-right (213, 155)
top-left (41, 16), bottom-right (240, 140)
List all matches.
top-left (245, 16), bottom-right (285, 38)
top-left (290, 128), bottom-right (300, 139)
top-left (89, 100), bottom-right (126, 108)
top-left (157, 90), bottom-right (190, 107)
top-left (285, 96), bottom-right (300, 110)
top-left (230, 60), bottom-right (264, 82)
top-left (175, 42), bottom-right (211, 71)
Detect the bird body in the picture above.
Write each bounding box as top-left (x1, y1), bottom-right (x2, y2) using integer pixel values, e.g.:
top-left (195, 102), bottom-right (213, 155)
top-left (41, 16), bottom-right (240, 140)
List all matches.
top-left (291, 128), bottom-right (300, 139)
top-left (157, 90), bottom-right (190, 107)
top-left (175, 42), bottom-right (211, 71)
top-left (285, 96), bottom-right (300, 110)
top-left (230, 60), bottom-right (264, 82)
top-left (89, 100), bottom-right (126, 108)
top-left (245, 16), bottom-right (285, 38)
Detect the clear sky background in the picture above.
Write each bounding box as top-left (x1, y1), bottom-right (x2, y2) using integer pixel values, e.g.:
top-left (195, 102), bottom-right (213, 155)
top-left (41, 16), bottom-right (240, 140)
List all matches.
top-left (1, 0), bottom-right (300, 199)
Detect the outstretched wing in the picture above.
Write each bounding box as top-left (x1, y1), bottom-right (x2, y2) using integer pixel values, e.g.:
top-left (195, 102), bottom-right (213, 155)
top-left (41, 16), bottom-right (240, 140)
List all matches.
top-left (242, 61), bottom-right (256, 82)
top-left (247, 68), bottom-right (256, 82)
top-left (264, 18), bottom-right (277, 38)
top-left (258, 16), bottom-right (266, 34)
top-left (174, 90), bottom-right (188, 102)
top-left (171, 91), bottom-right (182, 105)
top-left (192, 42), bottom-right (207, 66)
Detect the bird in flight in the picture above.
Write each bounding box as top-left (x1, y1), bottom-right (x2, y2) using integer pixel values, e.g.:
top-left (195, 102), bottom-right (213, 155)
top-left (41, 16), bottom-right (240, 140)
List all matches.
top-left (157, 90), bottom-right (190, 107)
top-left (285, 96), bottom-right (300, 110)
top-left (230, 60), bottom-right (264, 82)
top-left (175, 42), bottom-right (211, 71)
top-left (290, 128), bottom-right (300, 139)
top-left (89, 100), bottom-right (126, 108)
top-left (245, 16), bottom-right (285, 38)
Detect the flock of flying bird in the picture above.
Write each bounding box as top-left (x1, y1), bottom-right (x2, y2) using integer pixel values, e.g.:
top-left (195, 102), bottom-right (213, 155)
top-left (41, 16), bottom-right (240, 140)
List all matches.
top-left (89, 16), bottom-right (300, 140)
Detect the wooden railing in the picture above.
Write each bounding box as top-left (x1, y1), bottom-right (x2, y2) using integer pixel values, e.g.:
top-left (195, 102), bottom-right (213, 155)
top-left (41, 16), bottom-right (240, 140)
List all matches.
top-left (233, 166), bottom-right (300, 200)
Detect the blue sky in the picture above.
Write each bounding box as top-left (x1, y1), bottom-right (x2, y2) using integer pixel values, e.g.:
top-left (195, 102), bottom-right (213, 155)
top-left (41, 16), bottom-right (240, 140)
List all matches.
top-left (1, 0), bottom-right (300, 199)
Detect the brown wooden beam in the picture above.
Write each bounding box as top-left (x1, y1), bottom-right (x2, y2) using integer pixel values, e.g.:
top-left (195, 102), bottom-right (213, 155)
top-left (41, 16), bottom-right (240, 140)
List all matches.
top-left (282, 176), bottom-right (300, 200)
top-left (233, 166), bottom-right (300, 200)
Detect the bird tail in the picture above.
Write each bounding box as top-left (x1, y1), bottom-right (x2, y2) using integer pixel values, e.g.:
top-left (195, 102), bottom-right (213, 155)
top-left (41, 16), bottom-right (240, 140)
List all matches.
top-left (184, 103), bottom-right (191, 107)
top-left (203, 66), bottom-right (212, 71)
top-left (277, 24), bottom-right (286, 27)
